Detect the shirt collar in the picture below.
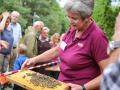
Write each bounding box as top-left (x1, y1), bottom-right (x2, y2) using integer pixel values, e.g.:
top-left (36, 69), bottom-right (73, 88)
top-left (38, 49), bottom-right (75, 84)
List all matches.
top-left (10, 22), bottom-right (18, 26)
top-left (79, 18), bottom-right (95, 39)
top-left (39, 35), bottom-right (49, 42)
top-left (69, 18), bottom-right (95, 40)
top-left (32, 27), bottom-right (40, 36)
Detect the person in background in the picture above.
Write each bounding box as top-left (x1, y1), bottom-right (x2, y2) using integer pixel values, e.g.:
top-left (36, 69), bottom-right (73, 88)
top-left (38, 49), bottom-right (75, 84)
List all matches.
top-left (100, 12), bottom-right (120, 90)
top-left (50, 33), bottom-right (60, 48)
top-left (50, 33), bottom-right (60, 63)
top-left (9, 11), bottom-right (22, 72)
top-left (13, 44), bottom-right (28, 90)
top-left (21, 0), bottom-right (109, 90)
top-left (34, 27), bottom-right (51, 75)
top-left (0, 12), bottom-right (14, 74)
top-left (23, 21), bottom-right (44, 58)
top-left (0, 40), bottom-right (9, 51)
top-left (49, 33), bottom-right (61, 79)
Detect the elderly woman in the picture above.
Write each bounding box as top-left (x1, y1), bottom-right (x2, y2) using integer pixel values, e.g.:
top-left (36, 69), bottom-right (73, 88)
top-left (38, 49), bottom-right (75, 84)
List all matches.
top-left (0, 12), bottom-right (14, 73)
top-left (21, 0), bottom-right (109, 90)
top-left (34, 27), bottom-right (51, 75)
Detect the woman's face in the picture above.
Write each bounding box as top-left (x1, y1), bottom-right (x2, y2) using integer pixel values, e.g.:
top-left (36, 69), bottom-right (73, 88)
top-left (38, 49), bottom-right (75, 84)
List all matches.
top-left (5, 19), bottom-right (10, 28)
top-left (54, 36), bottom-right (60, 43)
top-left (41, 29), bottom-right (49, 39)
top-left (66, 10), bottom-right (88, 31)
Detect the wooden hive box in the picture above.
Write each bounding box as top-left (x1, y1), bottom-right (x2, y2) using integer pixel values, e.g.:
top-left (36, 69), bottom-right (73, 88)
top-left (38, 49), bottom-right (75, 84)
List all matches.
top-left (6, 70), bottom-right (70, 90)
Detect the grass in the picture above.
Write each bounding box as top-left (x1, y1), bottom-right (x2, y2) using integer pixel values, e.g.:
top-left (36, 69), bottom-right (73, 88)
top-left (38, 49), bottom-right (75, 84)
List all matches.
top-left (20, 36), bottom-right (24, 44)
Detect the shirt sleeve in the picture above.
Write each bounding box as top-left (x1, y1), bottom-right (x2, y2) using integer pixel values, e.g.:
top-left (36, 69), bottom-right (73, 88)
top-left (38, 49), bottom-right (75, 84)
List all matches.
top-left (100, 73), bottom-right (108, 90)
top-left (100, 55), bottom-right (120, 90)
top-left (18, 24), bottom-right (22, 39)
top-left (91, 34), bottom-right (109, 62)
top-left (26, 34), bottom-right (36, 58)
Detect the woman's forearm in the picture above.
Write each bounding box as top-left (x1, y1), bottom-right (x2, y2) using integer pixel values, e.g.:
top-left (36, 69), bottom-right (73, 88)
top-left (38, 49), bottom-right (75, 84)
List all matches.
top-left (85, 48), bottom-right (120, 90)
top-left (0, 18), bottom-right (7, 32)
top-left (84, 74), bottom-right (102, 90)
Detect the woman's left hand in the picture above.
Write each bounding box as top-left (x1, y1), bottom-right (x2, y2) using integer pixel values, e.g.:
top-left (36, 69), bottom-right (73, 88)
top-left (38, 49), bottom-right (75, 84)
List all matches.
top-left (66, 83), bottom-right (83, 90)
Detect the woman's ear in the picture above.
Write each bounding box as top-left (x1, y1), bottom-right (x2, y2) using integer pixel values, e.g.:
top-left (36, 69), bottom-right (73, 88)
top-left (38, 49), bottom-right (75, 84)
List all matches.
top-left (85, 15), bottom-right (91, 22)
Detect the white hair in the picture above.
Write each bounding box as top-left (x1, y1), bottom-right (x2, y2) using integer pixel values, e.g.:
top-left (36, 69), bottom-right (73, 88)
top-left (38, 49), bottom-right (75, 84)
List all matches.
top-left (64, 0), bottom-right (94, 20)
top-left (33, 21), bottom-right (44, 27)
top-left (11, 11), bottom-right (20, 16)
top-left (42, 27), bottom-right (50, 32)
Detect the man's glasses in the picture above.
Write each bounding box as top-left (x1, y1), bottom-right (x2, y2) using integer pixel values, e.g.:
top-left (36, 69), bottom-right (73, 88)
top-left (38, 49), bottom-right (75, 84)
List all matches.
top-left (64, 14), bottom-right (82, 23)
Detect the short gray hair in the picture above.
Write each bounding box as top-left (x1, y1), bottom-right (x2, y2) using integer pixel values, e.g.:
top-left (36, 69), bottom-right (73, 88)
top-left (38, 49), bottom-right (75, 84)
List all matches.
top-left (33, 21), bottom-right (44, 27)
top-left (64, 0), bottom-right (94, 20)
top-left (11, 11), bottom-right (20, 16)
top-left (42, 27), bottom-right (50, 32)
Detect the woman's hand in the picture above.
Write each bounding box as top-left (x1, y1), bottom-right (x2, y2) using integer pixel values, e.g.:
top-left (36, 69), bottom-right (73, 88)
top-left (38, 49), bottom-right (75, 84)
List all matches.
top-left (0, 40), bottom-right (9, 51)
top-left (49, 41), bottom-right (53, 48)
top-left (65, 83), bottom-right (83, 90)
top-left (5, 71), bottom-right (8, 73)
top-left (2, 12), bottom-right (10, 19)
top-left (21, 58), bottom-right (36, 69)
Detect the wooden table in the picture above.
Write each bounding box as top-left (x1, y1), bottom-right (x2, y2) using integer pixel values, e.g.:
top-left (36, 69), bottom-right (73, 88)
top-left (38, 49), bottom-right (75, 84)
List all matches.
top-left (45, 64), bottom-right (60, 72)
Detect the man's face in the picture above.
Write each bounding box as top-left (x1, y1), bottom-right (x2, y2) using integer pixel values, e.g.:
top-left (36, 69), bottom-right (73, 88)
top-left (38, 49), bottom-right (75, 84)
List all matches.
top-left (11, 13), bottom-right (19, 23)
top-left (36, 24), bottom-right (44, 33)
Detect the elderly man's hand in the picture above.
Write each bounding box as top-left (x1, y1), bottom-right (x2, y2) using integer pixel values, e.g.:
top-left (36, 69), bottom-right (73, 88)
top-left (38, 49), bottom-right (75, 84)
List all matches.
top-left (0, 40), bottom-right (9, 51)
top-left (112, 12), bottom-right (120, 42)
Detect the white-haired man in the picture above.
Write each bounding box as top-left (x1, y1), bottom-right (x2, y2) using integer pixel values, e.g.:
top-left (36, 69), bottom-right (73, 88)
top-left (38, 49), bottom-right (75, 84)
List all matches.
top-left (23, 21), bottom-right (44, 58)
top-left (9, 11), bottom-right (22, 72)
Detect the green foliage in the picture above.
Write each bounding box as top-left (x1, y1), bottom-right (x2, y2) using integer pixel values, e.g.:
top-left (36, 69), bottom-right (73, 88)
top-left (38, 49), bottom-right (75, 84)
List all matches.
top-left (0, 0), bottom-right (70, 37)
top-left (21, 0), bottom-right (69, 37)
top-left (0, 0), bottom-right (31, 34)
top-left (92, 0), bottom-right (120, 41)
top-left (1, 0), bottom-right (119, 39)
top-left (58, 10), bottom-right (70, 35)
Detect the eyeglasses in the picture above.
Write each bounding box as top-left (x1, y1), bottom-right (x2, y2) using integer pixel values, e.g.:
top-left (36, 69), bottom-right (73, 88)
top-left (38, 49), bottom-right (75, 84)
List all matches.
top-left (39, 27), bottom-right (43, 30)
top-left (64, 14), bottom-right (82, 23)
top-left (54, 38), bottom-right (60, 40)
top-left (43, 32), bottom-right (48, 34)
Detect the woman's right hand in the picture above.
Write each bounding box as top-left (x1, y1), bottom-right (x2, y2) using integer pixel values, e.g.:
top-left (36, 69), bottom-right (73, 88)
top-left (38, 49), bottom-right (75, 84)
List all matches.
top-left (0, 40), bottom-right (9, 51)
top-left (21, 58), bottom-right (36, 70)
top-left (49, 41), bottom-right (53, 48)
top-left (2, 12), bottom-right (10, 19)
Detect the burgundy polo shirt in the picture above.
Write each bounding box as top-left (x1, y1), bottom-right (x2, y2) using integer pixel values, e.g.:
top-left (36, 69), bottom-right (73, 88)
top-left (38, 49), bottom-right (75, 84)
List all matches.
top-left (58, 18), bottom-right (109, 86)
